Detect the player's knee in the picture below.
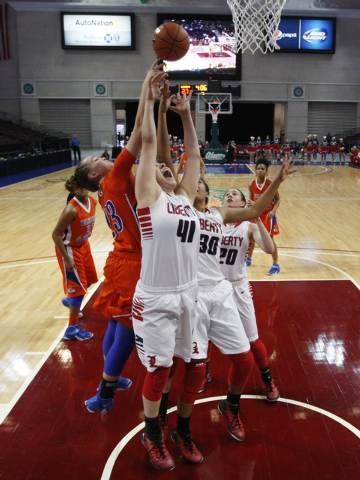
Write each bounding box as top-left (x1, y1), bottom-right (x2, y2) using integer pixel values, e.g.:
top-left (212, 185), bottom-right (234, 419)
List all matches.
top-left (177, 361), bottom-right (206, 404)
top-left (228, 350), bottom-right (254, 387)
top-left (69, 295), bottom-right (84, 307)
top-left (143, 367), bottom-right (171, 402)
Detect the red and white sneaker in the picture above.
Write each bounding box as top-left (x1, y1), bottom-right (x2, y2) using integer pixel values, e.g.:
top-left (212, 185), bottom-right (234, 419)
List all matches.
top-left (141, 432), bottom-right (175, 471)
top-left (263, 378), bottom-right (280, 402)
top-left (218, 400), bottom-right (246, 441)
top-left (171, 428), bottom-right (203, 464)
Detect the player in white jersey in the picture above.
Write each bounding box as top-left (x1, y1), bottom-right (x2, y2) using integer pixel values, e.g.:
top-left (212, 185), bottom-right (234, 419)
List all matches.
top-left (154, 82), bottom-right (296, 453)
top-left (133, 75), bottom-right (206, 471)
top-left (157, 159), bottom-right (295, 451)
top-left (189, 174), bottom-right (294, 442)
top-left (220, 187), bottom-right (280, 402)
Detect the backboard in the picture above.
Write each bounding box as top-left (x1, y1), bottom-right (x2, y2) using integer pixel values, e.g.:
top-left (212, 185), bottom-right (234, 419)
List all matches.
top-left (197, 93), bottom-right (233, 115)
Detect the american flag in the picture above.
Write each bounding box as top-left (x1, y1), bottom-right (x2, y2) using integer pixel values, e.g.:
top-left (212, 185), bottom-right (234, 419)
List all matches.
top-left (0, 4), bottom-right (10, 60)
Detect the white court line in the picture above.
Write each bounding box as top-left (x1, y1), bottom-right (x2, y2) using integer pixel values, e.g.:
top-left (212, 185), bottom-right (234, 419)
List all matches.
top-left (100, 395), bottom-right (360, 480)
top-left (1, 250), bottom-right (359, 271)
top-left (0, 275), bottom-right (105, 425)
top-left (1, 251), bottom-right (359, 425)
top-left (0, 327), bottom-right (67, 425)
top-left (0, 253), bottom-right (109, 269)
top-left (279, 252), bottom-right (360, 291)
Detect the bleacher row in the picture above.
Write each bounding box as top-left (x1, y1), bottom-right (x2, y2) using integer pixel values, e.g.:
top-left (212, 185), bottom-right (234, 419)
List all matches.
top-left (0, 115), bottom-right (72, 178)
top-left (0, 117), bottom-right (70, 159)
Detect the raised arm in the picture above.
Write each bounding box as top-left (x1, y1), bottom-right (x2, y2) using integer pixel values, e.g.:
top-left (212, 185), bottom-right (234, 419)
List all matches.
top-left (126, 59), bottom-right (164, 158)
top-left (135, 71), bottom-right (166, 209)
top-left (170, 91), bottom-right (201, 202)
top-left (218, 156), bottom-right (296, 223)
top-left (157, 79), bottom-right (178, 180)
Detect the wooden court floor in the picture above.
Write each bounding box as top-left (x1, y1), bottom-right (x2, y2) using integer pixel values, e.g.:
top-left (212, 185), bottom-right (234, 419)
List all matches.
top-left (0, 162), bottom-right (359, 479)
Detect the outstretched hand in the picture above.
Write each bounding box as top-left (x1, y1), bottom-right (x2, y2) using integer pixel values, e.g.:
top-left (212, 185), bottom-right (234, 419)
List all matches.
top-left (145, 58), bottom-right (164, 83)
top-left (159, 79), bottom-right (176, 114)
top-left (277, 154), bottom-right (297, 182)
top-left (147, 71), bottom-right (168, 102)
top-left (168, 90), bottom-right (193, 116)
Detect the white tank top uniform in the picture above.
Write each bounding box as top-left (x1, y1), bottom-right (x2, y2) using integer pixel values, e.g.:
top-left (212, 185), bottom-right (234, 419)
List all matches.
top-left (195, 207), bottom-right (250, 357)
top-left (220, 221), bottom-right (259, 342)
top-left (133, 191), bottom-right (201, 371)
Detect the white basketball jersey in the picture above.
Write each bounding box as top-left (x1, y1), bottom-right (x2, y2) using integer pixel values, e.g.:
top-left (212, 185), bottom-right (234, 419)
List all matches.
top-left (137, 191), bottom-right (200, 288)
top-left (196, 207), bottom-right (225, 286)
top-left (220, 222), bottom-right (250, 282)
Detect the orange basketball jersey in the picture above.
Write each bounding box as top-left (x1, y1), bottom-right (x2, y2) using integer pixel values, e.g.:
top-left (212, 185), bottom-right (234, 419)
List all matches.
top-left (250, 178), bottom-right (280, 235)
top-left (97, 148), bottom-right (141, 258)
top-left (62, 195), bottom-right (96, 247)
top-left (251, 178), bottom-right (274, 214)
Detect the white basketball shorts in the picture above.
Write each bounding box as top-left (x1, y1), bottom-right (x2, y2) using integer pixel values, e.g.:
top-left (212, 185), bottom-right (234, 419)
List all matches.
top-left (196, 279), bottom-right (250, 356)
top-left (132, 279), bottom-right (205, 372)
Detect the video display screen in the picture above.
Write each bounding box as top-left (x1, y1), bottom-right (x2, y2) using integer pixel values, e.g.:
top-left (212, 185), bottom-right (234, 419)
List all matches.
top-left (157, 14), bottom-right (241, 80)
top-left (61, 12), bottom-right (135, 50)
top-left (275, 17), bottom-right (336, 53)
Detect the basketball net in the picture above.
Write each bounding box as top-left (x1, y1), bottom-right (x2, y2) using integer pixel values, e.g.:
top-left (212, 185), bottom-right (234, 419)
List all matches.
top-left (227, 0), bottom-right (287, 54)
top-left (210, 108), bottom-right (219, 123)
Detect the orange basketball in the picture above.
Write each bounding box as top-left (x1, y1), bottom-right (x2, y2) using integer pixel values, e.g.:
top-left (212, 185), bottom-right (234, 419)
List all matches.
top-left (152, 22), bottom-right (190, 61)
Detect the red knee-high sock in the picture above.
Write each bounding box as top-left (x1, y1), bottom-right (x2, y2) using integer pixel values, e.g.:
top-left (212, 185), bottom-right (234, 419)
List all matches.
top-left (250, 339), bottom-right (269, 369)
top-left (177, 361), bottom-right (206, 405)
top-left (69, 313), bottom-right (78, 327)
top-left (228, 351), bottom-right (254, 388)
top-left (143, 367), bottom-right (171, 402)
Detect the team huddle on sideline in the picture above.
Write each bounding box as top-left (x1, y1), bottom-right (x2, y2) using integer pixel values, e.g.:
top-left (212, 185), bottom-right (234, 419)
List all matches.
top-left (52, 60), bottom-right (296, 472)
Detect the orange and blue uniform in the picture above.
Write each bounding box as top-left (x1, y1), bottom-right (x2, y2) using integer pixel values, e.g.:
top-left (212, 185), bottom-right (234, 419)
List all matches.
top-left (250, 178), bottom-right (280, 236)
top-left (93, 148), bottom-right (142, 329)
top-left (56, 195), bottom-right (98, 297)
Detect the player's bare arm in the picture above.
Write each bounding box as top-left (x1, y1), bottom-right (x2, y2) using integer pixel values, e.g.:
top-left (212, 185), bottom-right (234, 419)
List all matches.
top-left (219, 156), bottom-right (295, 223)
top-left (249, 221), bottom-right (274, 254)
top-left (170, 91), bottom-right (200, 202)
top-left (52, 203), bottom-right (77, 271)
top-left (135, 71), bottom-right (167, 209)
top-left (157, 79), bottom-right (178, 181)
top-left (126, 59), bottom-right (164, 158)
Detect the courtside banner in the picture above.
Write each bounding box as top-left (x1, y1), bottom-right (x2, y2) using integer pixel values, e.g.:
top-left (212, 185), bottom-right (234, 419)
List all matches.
top-left (275, 17), bottom-right (336, 53)
top-left (61, 12), bottom-right (135, 49)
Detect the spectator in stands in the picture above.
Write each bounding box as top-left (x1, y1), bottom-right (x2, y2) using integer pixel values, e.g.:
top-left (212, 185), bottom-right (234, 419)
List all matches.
top-left (102, 149), bottom-right (110, 160)
top-left (71, 135), bottom-right (81, 163)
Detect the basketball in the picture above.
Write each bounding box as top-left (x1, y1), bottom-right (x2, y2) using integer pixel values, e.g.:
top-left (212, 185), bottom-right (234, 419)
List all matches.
top-left (152, 22), bottom-right (190, 61)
